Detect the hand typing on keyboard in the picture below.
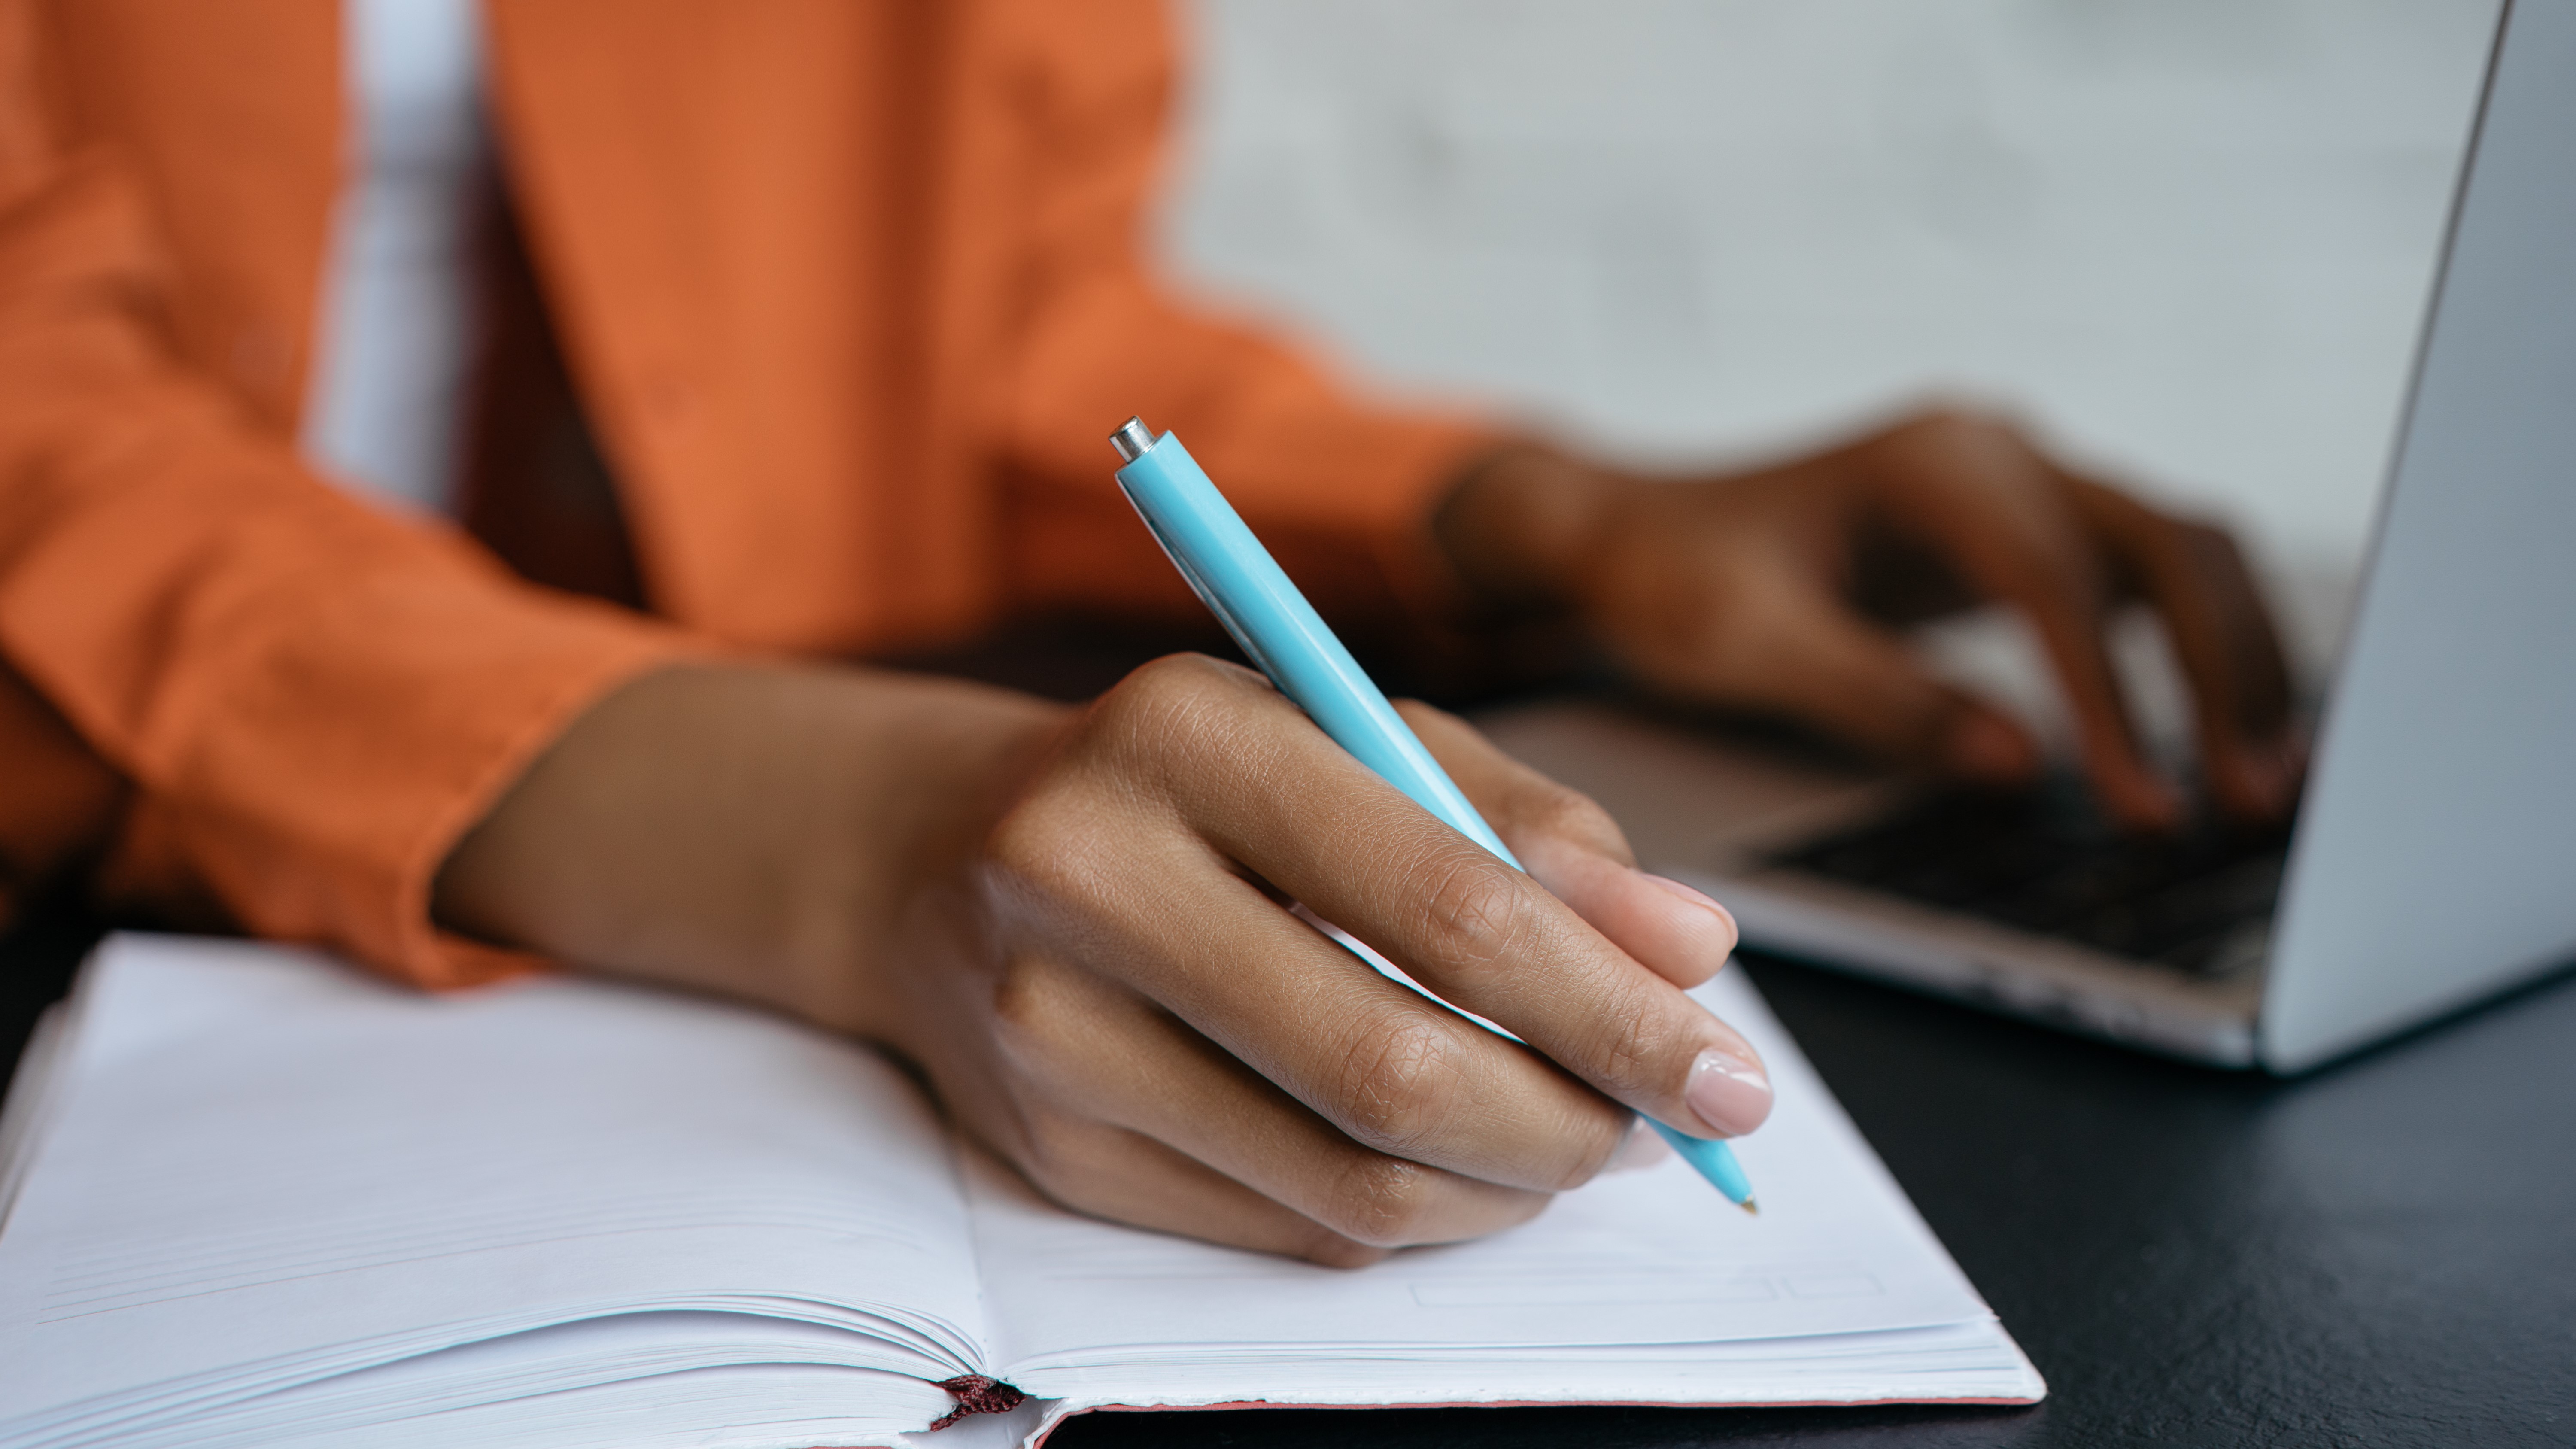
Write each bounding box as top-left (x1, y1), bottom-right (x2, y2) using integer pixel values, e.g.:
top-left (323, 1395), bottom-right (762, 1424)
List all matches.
top-left (1432, 407), bottom-right (2302, 829)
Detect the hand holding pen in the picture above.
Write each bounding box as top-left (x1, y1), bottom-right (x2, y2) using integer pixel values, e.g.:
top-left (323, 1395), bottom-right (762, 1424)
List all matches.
top-left (437, 427), bottom-right (1773, 1264)
top-left (1111, 416), bottom-right (1768, 1214)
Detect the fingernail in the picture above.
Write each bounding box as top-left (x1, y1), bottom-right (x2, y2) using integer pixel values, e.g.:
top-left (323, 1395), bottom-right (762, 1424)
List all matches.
top-left (1602, 1116), bottom-right (1674, 1175)
top-left (1684, 1047), bottom-right (1773, 1138)
top-left (1640, 872), bottom-right (1738, 952)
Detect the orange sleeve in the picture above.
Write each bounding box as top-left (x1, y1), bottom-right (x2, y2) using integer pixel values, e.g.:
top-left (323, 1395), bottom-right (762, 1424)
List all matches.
top-left (0, 8), bottom-right (704, 987)
top-left (969, 0), bottom-right (1502, 624)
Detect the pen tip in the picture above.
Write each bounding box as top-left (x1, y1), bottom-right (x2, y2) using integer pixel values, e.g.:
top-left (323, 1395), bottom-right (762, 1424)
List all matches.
top-left (1738, 1197), bottom-right (1760, 1217)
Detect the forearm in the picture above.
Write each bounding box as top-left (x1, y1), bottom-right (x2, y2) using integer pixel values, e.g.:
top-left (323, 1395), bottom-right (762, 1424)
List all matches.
top-left (431, 662), bottom-right (1066, 1035)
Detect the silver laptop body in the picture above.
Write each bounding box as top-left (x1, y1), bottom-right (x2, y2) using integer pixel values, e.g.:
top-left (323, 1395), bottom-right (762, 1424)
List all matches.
top-left (1478, 0), bottom-right (2576, 1074)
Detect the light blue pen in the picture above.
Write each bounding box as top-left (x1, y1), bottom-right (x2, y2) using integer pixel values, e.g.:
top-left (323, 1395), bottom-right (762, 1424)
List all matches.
top-left (1108, 416), bottom-right (1759, 1215)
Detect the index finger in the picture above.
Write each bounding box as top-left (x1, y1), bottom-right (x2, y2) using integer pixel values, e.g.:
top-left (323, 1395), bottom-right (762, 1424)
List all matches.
top-left (1859, 412), bottom-right (2179, 826)
top-left (1197, 742), bottom-right (1777, 1148)
top-left (2065, 480), bottom-right (2300, 819)
top-left (1393, 699), bottom-right (1741, 990)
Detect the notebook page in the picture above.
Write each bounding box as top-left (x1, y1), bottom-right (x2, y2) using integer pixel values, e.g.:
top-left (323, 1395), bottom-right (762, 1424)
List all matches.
top-left (0, 936), bottom-right (987, 1444)
top-left (0, 1000), bottom-right (73, 1230)
top-left (93, 1314), bottom-right (963, 1449)
top-left (1005, 1320), bottom-right (2042, 1433)
top-left (240, 1361), bottom-right (1037, 1449)
top-left (972, 964), bottom-right (1998, 1385)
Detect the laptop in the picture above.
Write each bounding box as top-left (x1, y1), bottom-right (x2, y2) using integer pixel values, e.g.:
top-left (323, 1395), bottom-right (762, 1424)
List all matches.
top-left (1476, 0), bottom-right (2576, 1074)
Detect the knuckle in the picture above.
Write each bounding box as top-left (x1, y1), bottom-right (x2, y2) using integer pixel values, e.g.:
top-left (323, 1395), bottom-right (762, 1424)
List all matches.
top-left (1607, 1007), bottom-right (1678, 1093)
top-left (1409, 851), bottom-right (1531, 972)
top-left (1518, 778), bottom-right (1628, 861)
top-left (1552, 1109), bottom-right (1643, 1193)
top-left (1121, 649), bottom-right (1233, 700)
top-left (980, 789), bottom-right (1123, 934)
top-left (1331, 1010), bottom-right (1466, 1155)
top-left (2176, 517), bottom-right (2247, 573)
top-left (983, 789), bottom-right (1078, 886)
top-left (985, 959), bottom-right (1057, 1043)
top-left (1080, 652), bottom-right (1288, 802)
top-left (1580, 986), bottom-right (1687, 1106)
top-left (1597, 1032), bottom-right (1659, 1103)
top-left (1097, 653), bottom-right (1249, 751)
top-left (1674, 595), bottom-right (1779, 689)
top-left (983, 959), bottom-right (1097, 1086)
top-left (1895, 402), bottom-right (2021, 454)
top-left (1324, 1151), bottom-right (1438, 1246)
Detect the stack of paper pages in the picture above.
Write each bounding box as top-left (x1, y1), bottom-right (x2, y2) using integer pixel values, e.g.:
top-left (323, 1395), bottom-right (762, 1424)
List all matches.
top-left (0, 934), bottom-right (2041, 1447)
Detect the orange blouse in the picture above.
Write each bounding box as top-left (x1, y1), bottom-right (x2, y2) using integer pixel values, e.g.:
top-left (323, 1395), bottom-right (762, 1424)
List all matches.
top-left (0, 0), bottom-right (1488, 986)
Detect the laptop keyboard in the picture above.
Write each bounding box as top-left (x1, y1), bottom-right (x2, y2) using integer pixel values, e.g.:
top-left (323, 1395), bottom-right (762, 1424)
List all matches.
top-left (1765, 778), bottom-right (2293, 976)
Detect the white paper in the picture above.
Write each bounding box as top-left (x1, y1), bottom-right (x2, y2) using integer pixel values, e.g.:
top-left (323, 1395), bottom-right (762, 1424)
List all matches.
top-left (969, 966), bottom-right (2011, 1397)
top-left (0, 936), bottom-right (985, 1448)
top-left (136, 1316), bottom-right (960, 1449)
top-left (0, 935), bottom-right (2036, 1449)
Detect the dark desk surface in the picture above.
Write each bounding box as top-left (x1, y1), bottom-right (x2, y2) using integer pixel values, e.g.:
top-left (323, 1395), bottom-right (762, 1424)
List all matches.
top-left (6, 905), bottom-right (2570, 1448)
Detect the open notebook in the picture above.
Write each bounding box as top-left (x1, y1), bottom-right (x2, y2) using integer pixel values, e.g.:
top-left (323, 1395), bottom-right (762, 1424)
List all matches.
top-left (0, 934), bottom-right (2041, 1448)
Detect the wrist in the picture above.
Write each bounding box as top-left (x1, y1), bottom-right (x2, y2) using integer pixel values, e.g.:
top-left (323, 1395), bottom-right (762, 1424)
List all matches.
top-left (434, 662), bottom-right (1066, 1037)
top-left (1430, 444), bottom-right (1634, 615)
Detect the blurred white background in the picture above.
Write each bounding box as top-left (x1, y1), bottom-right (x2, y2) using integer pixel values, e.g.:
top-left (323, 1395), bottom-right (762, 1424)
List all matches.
top-left (1159, 0), bottom-right (2502, 587)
